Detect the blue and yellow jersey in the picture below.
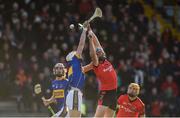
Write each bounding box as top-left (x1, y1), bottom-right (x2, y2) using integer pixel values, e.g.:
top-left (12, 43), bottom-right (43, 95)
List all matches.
top-left (52, 79), bottom-right (69, 111)
top-left (67, 53), bottom-right (86, 91)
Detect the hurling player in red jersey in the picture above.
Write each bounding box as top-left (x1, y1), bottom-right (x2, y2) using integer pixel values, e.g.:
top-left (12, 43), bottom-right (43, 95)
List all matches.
top-left (83, 26), bottom-right (117, 117)
top-left (117, 83), bottom-right (145, 117)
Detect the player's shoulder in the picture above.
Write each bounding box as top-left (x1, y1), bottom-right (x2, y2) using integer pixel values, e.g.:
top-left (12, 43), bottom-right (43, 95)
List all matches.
top-left (137, 97), bottom-right (145, 107)
top-left (64, 79), bottom-right (69, 83)
top-left (66, 51), bottom-right (82, 62)
top-left (102, 60), bottom-right (114, 68)
top-left (95, 59), bottom-right (108, 68)
top-left (119, 94), bottom-right (128, 100)
top-left (52, 79), bottom-right (57, 84)
top-left (59, 78), bottom-right (69, 82)
top-left (118, 94), bottom-right (128, 104)
top-left (71, 53), bottom-right (82, 63)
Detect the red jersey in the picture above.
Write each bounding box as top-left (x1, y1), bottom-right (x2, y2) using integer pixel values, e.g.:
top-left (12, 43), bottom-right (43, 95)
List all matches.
top-left (93, 60), bottom-right (117, 90)
top-left (117, 94), bottom-right (145, 117)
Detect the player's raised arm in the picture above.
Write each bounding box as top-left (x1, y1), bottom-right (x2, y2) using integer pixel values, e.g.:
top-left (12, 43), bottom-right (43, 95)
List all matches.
top-left (88, 28), bottom-right (105, 54)
top-left (76, 21), bottom-right (88, 56)
top-left (89, 33), bottom-right (99, 66)
top-left (82, 31), bottom-right (99, 73)
top-left (82, 27), bottom-right (100, 73)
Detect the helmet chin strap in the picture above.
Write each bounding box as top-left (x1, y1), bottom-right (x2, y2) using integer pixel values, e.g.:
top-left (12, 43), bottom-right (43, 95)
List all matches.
top-left (56, 72), bottom-right (64, 77)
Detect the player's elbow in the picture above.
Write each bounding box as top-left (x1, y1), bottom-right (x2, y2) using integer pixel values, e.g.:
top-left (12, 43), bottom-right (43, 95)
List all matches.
top-left (82, 64), bottom-right (93, 73)
top-left (92, 60), bottom-right (98, 66)
top-left (82, 68), bottom-right (89, 73)
top-left (90, 56), bottom-right (98, 66)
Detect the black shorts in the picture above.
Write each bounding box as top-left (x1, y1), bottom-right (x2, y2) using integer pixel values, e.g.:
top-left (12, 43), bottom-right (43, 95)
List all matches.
top-left (98, 89), bottom-right (117, 111)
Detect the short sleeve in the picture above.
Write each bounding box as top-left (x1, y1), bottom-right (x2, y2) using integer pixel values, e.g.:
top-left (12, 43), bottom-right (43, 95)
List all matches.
top-left (117, 95), bottom-right (123, 104)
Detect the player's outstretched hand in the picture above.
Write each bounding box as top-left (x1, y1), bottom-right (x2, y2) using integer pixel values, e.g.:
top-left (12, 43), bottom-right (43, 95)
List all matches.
top-left (87, 26), bottom-right (93, 40)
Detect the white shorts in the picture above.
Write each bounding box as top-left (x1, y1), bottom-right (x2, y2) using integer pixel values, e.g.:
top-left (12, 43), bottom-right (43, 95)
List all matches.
top-left (52, 106), bottom-right (69, 117)
top-left (66, 87), bottom-right (82, 112)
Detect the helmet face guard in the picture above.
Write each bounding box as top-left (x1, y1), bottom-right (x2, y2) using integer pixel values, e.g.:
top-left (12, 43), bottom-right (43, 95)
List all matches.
top-left (53, 63), bottom-right (65, 77)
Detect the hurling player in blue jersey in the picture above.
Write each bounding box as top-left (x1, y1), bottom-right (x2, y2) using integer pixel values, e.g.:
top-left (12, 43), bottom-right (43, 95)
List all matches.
top-left (65, 21), bottom-right (89, 117)
top-left (43, 63), bottom-right (69, 117)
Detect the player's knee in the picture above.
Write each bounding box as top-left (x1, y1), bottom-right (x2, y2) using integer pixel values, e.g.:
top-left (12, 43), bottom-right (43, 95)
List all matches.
top-left (69, 109), bottom-right (81, 117)
top-left (94, 105), bottom-right (106, 117)
top-left (104, 108), bottom-right (115, 117)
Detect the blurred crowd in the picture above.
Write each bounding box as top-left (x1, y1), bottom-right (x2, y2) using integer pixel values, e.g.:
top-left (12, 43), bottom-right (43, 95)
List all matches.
top-left (145, 0), bottom-right (180, 30)
top-left (0, 0), bottom-right (180, 117)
